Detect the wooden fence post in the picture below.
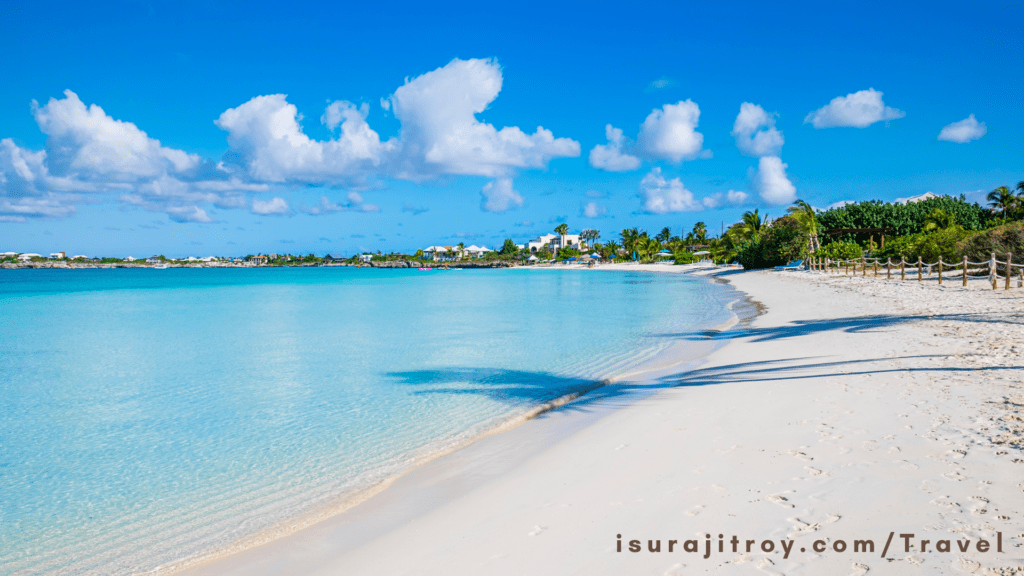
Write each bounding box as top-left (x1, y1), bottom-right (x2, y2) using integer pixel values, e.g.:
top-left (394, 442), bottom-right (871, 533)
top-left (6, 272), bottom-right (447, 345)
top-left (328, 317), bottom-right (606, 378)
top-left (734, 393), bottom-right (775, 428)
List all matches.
top-left (1006, 253), bottom-right (1012, 290)
top-left (991, 253), bottom-right (997, 290)
top-left (886, 258), bottom-right (891, 280)
top-left (938, 256), bottom-right (943, 285)
top-left (900, 257), bottom-right (905, 281)
top-left (861, 256), bottom-right (866, 276)
top-left (962, 256), bottom-right (968, 287)
top-left (873, 259), bottom-right (878, 277)
top-left (917, 256), bottom-right (923, 282)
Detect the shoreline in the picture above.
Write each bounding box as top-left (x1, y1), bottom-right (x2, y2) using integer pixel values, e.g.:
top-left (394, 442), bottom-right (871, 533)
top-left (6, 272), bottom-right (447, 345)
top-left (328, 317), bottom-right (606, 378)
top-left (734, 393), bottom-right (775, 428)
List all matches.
top-left (151, 265), bottom-right (744, 575)
top-left (181, 266), bottom-right (1024, 575)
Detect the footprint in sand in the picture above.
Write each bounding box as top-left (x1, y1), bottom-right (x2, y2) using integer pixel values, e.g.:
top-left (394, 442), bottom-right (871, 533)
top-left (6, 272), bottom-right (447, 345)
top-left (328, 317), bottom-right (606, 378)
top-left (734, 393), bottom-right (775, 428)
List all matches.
top-left (684, 505), bottom-right (705, 516)
top-left (905, 555), bottom-right (924, 565)
top-left (730, 554), bottom-right (752, 564)
top-left (804, 466), bottom-right (828, 476)
top-left (787, 518), bottom-right (822, 538)
top-left (711, 485), bottom-right (727, 493)
top-left (953, 557), bottom-right (980, 572)
top-left (766, 493), bottom-right (795, 508)
top-left (827, 514), bottom-right (841, 523)
top-left (850, 563), bottom-right (869, 576)
top-left (786, 450), bottom-right (813, 461)
top-left (896, 460), bottom-right (919, 470)
top-left (998, 515), bottom-right (1011, 521)
top-left (888, 446), bottom-right (901, 453)
top-left (528, 525), bottom-right (546, 536)
top-left (971, 496), bottom-right (989, 503)
top-left (863, 440), bottom-right (878, 451)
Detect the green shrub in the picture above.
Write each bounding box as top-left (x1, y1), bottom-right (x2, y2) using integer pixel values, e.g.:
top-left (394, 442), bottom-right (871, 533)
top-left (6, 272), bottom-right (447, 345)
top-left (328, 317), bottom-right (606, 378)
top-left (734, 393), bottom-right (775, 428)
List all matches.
top-left (957, 221), bottom-right (1024, 263)
top-left (815, 241), bottom-right (862, 261)
top-left (673, 250), bottom-right (696, 265)
top-left (736, 216), bottom-right (805, 269)
top-left (875, 226), bottom-right (971, 263)
top-left (817, 195), bottom-right (988, 246)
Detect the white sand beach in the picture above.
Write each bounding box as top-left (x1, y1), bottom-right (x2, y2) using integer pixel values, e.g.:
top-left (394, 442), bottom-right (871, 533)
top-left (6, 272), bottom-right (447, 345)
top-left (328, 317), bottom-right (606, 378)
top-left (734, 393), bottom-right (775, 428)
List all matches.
top-left (180, 266), bottom-right (1024, 575)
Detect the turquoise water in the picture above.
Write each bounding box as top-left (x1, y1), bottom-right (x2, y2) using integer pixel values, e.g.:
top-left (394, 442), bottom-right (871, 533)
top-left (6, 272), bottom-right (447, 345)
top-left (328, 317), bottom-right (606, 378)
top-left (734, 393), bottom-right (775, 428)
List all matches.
top-left (0, 268), bottom-right (736, 575)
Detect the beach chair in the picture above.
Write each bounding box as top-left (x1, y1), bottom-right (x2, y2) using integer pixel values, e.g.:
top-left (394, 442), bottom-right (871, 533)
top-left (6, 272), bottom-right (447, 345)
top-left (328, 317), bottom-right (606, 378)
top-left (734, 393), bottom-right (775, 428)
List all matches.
top-left (774, 260), bottom-right (804, 271)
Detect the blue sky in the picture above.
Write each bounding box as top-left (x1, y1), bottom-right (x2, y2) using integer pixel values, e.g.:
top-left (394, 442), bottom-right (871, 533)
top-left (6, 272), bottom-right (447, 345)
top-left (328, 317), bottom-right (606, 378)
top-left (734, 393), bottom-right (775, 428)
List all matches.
top-left (1, 0), bottom-right (1021, 257)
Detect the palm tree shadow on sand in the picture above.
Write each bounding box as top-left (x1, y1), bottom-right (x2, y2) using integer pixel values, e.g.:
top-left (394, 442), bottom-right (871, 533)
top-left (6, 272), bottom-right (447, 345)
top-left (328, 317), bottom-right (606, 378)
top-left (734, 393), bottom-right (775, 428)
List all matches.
top-left (660, 312), bottom-right (1023, 343)
top-left (386, 352), bottom-right (1023, 416)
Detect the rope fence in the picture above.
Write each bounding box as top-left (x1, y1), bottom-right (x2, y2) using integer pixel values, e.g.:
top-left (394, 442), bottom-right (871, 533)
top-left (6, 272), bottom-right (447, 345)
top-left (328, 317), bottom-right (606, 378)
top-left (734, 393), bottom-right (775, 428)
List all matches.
top-left (806, 252), bottom-right (1024, 290)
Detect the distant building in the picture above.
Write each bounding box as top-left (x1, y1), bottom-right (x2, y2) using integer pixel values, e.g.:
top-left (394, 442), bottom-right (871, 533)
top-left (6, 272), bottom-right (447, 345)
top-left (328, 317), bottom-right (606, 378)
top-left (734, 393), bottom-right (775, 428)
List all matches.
top-left (463, 245), bottom-right (493, 258)
top-left (124, 256), bottom-right (136, 262)
top-left (323, 253), bottom-right (346, 263)
top-left (146, 256), bottom-right (163, 264)
top-left (894, 192), bottom-right (939, 205)
top-left (422, 246), bottom-right (456, 261)
top-left (49, 252), bottom-right (66, 259)
top-left (357, 254), bottom-right (374, 263)
top-left (525, 233), bottom-right (584, 254)
top-left (248, 255), bottom-right (268, 265)
top-left (18, 253), bottom-right (42, 261)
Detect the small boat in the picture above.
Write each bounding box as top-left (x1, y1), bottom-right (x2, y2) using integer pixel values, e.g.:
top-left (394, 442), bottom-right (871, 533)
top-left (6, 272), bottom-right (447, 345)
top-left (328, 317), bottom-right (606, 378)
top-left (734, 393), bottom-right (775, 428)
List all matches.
top-left (418, 267), bottom-right (432, 271)
top-left (154, 264), bottom-right (169, 269)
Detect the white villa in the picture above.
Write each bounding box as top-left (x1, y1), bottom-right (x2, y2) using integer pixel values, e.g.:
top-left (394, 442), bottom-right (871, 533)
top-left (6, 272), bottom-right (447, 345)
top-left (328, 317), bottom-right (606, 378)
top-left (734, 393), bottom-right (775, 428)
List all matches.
top-left (524, 233), bottom-right (585, 254)
top-left (422, 245), bottom-right (493, 261)
top-left (895, 191), bottom-right (939, 205)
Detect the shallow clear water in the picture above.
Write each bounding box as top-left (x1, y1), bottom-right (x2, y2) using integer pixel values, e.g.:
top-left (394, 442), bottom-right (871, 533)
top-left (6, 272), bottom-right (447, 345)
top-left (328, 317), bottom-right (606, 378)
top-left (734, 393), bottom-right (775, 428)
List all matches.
top-left (0, 267), bottom-right (736, 574)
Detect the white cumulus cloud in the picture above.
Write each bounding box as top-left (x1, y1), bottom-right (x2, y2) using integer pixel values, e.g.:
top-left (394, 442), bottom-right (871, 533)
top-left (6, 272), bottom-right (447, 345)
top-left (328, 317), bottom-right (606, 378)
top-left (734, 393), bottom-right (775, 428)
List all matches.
top-left (751, 156), bottom-right (796, 205)
top-left (804, 88), bottom-right (905, 128)
top-left (480, 178), bottom-right (523, 213)
top-left (1, 91), bottom-right (264, 222)
top-left (217, 95), bottom-right (393, 186)
top-left (252, 197), bottom-right (290, 216)
top-left (581, 201), bottom-right (608, 218)
top-left (387, 58), bottom-right (580, 179)
top-left (732, 103), bottom-right (784, 157)
top-left (938, 114), bottom-right (986, 143)
top-left (588, 125), bottom-right (641, 171)
top-left (1, 59), bottom-right (581, 222)
top-left (638, 168), bottom-right (703, 213)
top-left (638, 100), bottom-right (708, 162)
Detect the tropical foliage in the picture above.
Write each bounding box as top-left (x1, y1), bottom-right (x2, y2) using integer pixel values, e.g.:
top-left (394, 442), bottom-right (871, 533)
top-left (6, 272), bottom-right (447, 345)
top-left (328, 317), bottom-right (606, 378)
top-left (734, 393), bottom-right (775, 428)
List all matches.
top-left (817, 196), bottom-right (988, 245)
top-left (958, 221), bottom-right (1024, 264)
top-left (734, 216), bottom-right (805, 270)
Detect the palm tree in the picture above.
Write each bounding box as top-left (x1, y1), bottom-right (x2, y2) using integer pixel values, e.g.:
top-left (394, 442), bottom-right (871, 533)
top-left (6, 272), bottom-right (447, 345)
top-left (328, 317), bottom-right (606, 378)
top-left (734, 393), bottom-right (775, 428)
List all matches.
top-left (580, 228), bottom-right (600, 249)
top-left (620, 228), bottom-right (641, 257)
top-left (691, 222), bottom-right (707, 242)
top-left (457, 242), bottom-right (465, 260)
top-left (655, 227), bottom-right (672, 243)
top-left (642, 236), bottom-right (662, 261)
top-left (554, 223), bottom-right (569, 236)
top-left (728, 209), bottom-right (767, 243)
top-left (602, 240), bottom-right (621, 259)
top-left (786, 200), bottom-right (819, 253)
top-left (987, 186), bottom-right (1017, 218)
